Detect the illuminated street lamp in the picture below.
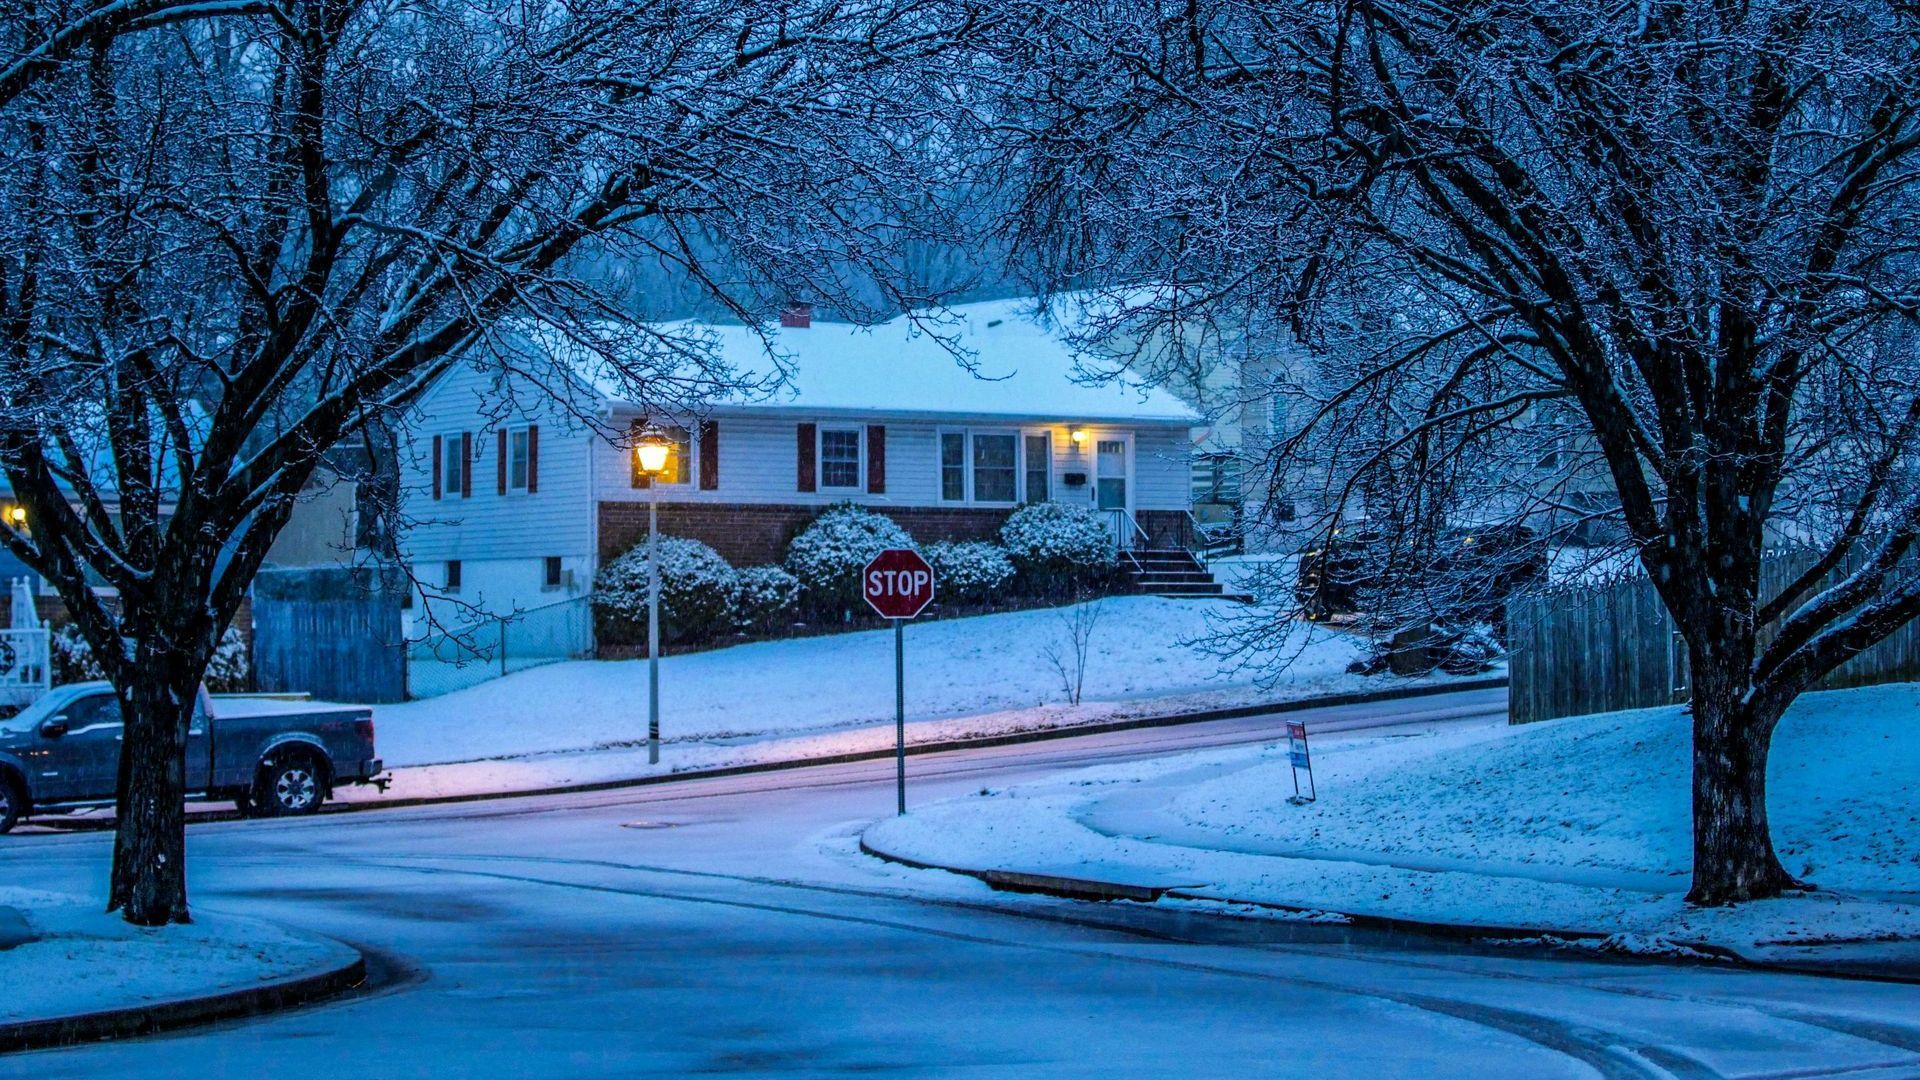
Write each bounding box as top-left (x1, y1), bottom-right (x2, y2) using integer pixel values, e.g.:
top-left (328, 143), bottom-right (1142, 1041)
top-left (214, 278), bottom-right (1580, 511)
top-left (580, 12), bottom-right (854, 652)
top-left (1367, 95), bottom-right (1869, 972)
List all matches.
top-left (633, 424), bottom-right (674, 765)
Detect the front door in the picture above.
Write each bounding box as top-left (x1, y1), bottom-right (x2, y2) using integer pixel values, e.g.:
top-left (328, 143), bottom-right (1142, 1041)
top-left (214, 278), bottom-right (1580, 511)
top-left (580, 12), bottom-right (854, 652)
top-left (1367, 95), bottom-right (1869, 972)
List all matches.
top-left (1095, 436), bottom-right (1131, 513)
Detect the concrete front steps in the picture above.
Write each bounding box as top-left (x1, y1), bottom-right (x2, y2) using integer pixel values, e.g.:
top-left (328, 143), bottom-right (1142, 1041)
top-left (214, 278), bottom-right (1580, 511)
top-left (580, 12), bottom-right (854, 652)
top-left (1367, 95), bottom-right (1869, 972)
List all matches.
top-left (1121, 549), bottom-right (1250, 601)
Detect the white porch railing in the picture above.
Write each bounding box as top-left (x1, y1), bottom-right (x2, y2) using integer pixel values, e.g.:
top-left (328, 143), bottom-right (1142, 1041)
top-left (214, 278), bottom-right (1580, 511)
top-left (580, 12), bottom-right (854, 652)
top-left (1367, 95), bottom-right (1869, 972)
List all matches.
top-left (0, 628), bottom-right (51, 707)
top-left (1102, 508), bottom-right (1150, 553)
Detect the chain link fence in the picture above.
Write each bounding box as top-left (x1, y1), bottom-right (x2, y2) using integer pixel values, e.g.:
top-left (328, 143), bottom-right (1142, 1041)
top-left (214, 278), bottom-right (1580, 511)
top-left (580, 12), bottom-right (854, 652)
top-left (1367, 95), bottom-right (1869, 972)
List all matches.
top-left (405, 596), bottom-right (593, 699)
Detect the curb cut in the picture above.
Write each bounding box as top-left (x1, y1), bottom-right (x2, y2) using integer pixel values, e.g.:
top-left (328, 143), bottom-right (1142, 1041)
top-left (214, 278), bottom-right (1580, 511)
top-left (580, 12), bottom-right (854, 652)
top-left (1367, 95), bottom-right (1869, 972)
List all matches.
top-left (0, 943), bottom-right (367, 1054)
top-left (34, 676), bottom-right (1508, 833)
top-left (858, 837), bottom-right (1920, 986)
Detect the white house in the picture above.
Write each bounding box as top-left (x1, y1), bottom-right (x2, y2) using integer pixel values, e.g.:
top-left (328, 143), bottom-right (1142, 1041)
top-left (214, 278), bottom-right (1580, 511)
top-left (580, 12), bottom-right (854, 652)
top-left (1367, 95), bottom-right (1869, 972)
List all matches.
top-left (397, 297), bottom-right (1212, 618)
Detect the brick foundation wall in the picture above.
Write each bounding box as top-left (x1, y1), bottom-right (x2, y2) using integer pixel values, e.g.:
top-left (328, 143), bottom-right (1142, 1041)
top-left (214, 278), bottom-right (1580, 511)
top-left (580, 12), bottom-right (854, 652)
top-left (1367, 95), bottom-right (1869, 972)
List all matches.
top-left (599, 502), bottom-right (1017, 566)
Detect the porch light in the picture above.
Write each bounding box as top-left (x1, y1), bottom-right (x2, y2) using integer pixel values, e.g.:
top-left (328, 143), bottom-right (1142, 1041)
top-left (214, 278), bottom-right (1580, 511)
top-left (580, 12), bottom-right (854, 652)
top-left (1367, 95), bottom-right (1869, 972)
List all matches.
top-left (1069, 425), bottom-right (1087, 447)
top-left (634, 424), bottom-right (672, 476)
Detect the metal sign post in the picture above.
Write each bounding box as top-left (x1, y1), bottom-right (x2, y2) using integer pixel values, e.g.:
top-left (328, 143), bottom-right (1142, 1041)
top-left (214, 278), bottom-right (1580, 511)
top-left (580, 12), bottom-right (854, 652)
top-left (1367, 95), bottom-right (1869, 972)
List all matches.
top-left (862, 548), bottom-right (936, 816)
top-left (894, 618), bottom-right (906, 815)
top-left (1286, 720), bottom-right (1317, 805)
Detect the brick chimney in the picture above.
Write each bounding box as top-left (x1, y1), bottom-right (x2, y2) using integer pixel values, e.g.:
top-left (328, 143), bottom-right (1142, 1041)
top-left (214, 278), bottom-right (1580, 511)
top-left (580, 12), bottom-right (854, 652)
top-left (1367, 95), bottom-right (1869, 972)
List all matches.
top-left (779, 301), bottom-right (812, 329)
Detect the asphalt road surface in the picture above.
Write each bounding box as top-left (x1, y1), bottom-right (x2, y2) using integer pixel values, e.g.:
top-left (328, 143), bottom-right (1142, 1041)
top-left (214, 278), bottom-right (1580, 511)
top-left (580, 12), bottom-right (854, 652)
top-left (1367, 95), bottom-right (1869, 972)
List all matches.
top-left (7, 687), bottom-right (1920, 1078)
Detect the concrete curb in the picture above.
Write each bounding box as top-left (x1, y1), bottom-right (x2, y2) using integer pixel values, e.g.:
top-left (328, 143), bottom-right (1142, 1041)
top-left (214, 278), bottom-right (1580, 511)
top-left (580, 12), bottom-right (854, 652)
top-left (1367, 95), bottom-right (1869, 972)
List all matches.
top-left (0, 941), bottom-right (366, 1054)
top-left (857, 834), bottom-right (1601, 942)
top-left (34, 676), bottom-right (1508, 833)
top-left (858, 836), bottom-right (1920, 986)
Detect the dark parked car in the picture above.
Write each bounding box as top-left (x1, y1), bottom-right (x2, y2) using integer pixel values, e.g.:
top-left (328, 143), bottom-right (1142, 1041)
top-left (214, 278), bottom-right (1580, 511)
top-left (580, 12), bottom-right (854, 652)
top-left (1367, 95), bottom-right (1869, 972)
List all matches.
top-left (0, 682), bottom-right (384, 833)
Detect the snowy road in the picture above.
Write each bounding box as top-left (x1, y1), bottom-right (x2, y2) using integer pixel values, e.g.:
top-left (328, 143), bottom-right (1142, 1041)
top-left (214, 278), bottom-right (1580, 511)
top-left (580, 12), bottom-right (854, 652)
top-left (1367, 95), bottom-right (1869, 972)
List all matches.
top-left (7, 688), bottom-right (1920, 1078)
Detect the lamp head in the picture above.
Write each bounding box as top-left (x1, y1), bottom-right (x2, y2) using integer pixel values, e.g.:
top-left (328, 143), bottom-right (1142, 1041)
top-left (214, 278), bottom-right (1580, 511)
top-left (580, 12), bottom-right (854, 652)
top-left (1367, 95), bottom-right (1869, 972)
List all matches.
top-left (1069, 425), bottom-right (1088, 447)
top-left (634, 424), bottom-right (672, 475)
top-left (4, 505), bottom-right (23, 528)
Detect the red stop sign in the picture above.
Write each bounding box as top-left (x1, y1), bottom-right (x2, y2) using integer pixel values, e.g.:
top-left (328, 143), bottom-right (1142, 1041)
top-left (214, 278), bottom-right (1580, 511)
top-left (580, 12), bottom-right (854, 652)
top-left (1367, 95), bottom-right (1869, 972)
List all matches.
top-left (863, 548), bottom-right (936, 619)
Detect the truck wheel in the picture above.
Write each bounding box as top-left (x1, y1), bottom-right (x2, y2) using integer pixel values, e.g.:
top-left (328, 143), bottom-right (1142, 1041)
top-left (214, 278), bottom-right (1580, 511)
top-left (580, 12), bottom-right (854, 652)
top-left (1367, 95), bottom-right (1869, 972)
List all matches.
top-left (254, 750), bottom-right (326, 817)
top-left (0, 774), bottom-right (22, 834)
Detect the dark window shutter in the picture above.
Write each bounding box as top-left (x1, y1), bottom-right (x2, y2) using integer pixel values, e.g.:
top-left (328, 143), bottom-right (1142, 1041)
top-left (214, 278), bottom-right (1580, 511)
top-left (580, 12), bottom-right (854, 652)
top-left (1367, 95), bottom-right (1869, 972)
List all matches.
top-left (630, 419), bottom-right (649, 489)
top-left (460, 432), bottom-right (473, 497)
top-left (527, 425), bottom-right (540, 493)
top-left (867, 425), bottom-right (886, 494)
top-left (699, 420), bottom-right (719, 490)
top-left (796, 423), bottom-right (816, 492)
top-left (496, 430), bottom-right (508, 495)
top-left (432, 435), bottom-right (443, 500)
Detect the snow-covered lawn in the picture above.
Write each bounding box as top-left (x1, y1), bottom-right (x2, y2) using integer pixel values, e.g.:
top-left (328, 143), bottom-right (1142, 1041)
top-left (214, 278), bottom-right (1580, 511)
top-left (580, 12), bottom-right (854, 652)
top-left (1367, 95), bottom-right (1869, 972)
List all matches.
top-left (864, 682), bottom-right (1920, 956)
top-left (373, 596), bottom-right (1397, 774)
top-left (0, 887), bottom-right (357, 1026)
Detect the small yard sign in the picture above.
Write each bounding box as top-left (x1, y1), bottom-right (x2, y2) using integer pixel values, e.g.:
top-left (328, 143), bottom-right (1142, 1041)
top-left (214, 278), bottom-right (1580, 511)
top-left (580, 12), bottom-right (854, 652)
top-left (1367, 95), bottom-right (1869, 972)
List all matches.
top-left (1286, 720), bottom-right (1317, 805)
top-left (863, 548), bottom-right (936, 814)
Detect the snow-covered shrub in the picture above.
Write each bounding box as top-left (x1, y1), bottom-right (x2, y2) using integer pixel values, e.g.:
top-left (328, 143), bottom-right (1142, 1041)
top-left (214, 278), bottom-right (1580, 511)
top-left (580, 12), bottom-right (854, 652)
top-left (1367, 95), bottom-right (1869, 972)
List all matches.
top-left (53, 622), bottom-right (252, 689)
top-left (923, 541), bottom-right (1014, 603)
top-left (731, 565), bottom-right (801, 633)
top-left (50, 623), bottom-right (104, 684)
top-left (593, 536), bottom-right (738, 645)
top-left (785, 504), bottom-right (913, 614)
top-left (999, 503), bottom-right (1115, 593)
top-left (204, 626), bottom-right (251, 692)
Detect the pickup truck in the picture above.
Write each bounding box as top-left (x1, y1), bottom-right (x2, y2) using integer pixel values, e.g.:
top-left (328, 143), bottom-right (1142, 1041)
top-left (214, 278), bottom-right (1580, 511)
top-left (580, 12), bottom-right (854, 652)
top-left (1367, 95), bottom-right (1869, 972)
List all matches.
top-left (0, 681), bottom-right (385, 833)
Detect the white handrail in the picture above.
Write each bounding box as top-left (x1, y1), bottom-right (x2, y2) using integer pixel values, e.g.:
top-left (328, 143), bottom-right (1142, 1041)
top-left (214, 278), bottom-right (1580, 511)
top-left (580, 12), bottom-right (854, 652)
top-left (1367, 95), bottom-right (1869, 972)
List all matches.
top-left (1102, 508), bottom-right (1150, 552)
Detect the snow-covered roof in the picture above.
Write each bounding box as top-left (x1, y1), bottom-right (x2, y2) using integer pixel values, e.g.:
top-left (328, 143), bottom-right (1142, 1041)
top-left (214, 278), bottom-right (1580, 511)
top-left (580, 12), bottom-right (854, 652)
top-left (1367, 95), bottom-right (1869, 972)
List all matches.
top-left (576, 297), bottom-right (1201, 426)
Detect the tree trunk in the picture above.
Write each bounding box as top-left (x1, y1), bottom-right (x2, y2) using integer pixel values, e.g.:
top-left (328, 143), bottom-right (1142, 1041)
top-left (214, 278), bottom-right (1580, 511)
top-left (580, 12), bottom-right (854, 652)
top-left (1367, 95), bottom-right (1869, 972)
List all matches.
top-left (108, 658), bottom-right (201, 926)
top-left (1686, 671), bottom-right (1795, 906)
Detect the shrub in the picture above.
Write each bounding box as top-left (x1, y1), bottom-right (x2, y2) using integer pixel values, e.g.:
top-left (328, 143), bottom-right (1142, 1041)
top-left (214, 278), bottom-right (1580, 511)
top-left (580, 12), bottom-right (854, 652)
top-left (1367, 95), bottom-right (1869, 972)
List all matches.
top-left (731, 565), bottom-right (801, 633)
top-left (592, 536), bottom-right (738, 645)
top-left (999, 503), bottom-right (1114, 593)
top-left (49, 622), bottom-right (249, 689)
top-left (50, 623), bottom-right (104, 684)
top-left (785, 504), bottom-right (913, 614)
top-left (923, 541), bottom-right (1014, 604)
top-left (204, 627), bottom-right (251, 692)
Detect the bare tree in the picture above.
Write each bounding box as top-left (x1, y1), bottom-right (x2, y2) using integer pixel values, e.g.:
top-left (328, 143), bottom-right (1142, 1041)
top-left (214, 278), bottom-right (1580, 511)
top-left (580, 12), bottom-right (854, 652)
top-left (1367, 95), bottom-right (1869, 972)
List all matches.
top-left (0, 0), bottom-right (988, 925)
top-left (994, 0), bottom-right (1920, 903)
top-left (1040, 595), bottom-right (1104, 705)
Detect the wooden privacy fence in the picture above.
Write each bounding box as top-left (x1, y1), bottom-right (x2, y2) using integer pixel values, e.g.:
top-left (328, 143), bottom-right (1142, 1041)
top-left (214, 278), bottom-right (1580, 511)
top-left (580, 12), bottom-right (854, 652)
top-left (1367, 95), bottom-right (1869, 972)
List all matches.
top-left (1508, 547), bottom-right (1920, 724)
top-left (252, 566), bottom-right (407, 704)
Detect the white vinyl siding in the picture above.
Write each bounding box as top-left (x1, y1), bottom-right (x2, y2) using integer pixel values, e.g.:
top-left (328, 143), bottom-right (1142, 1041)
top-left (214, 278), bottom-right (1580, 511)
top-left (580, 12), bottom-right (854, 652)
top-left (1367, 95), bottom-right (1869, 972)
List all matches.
top-left (399, 364), bottom-right (597, 599)
top-left (593, 413), bottom-right (1192, 512)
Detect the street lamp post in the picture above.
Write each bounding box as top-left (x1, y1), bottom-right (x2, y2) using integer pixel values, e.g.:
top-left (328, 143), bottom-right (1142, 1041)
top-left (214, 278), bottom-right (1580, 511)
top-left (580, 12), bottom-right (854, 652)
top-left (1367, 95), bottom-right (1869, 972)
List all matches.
top-left (634, 424), bottom-right (673, 765)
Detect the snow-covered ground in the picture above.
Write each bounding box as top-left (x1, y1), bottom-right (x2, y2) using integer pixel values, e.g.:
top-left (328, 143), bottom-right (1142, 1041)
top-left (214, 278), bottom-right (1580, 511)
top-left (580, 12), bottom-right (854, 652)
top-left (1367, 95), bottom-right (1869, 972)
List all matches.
top-left (356, 596), bottom-right (1473, 801)
top-left (0, 887), bottom-right (357, 1026)
top-left (865, 682), bottom-right (1920, 955)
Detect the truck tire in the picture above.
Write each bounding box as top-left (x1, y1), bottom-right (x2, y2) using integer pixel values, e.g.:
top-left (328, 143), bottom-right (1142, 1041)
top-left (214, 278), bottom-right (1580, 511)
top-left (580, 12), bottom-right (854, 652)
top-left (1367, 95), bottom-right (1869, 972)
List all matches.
top-left (0, 773), bottom-right (22, 834)
top-left (253, 748), bottom-right (327, 818)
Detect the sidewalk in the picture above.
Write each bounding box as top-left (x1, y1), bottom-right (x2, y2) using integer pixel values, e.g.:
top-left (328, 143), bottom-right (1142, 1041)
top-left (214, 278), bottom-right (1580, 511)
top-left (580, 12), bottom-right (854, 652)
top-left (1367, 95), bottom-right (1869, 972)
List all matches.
top-left (861, 684), bottom-right (1920, 981)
